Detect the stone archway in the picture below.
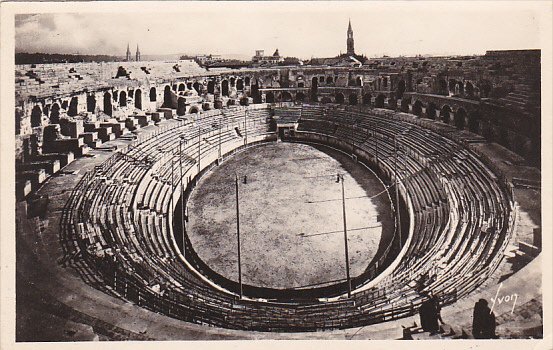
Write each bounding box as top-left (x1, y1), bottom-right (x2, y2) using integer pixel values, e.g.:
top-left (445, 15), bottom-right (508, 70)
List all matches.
top-left (396, 80), bottom-right (406, 99)
top-left (222, 80), bottom-right (229, 97)
top-left (177, 97), bottom-right (186, 116)
top-left (400, 97), bottom-right (411, 112)
top-left (412, 100), bottom-right (423, 117)
top-left (266, 91), bottom-right (275, 103)
top-left (236, 79), bottom-right (244, 91)
top-left (335, 93), bottom-right (345, 104)
top-left (465, 82), bottom-right (474, 98)
top-left (87, 94), bottom-right (96, 113)
top-left (149, 87), bottom-right (157, 102)
top-left (193, 82), bottom-right (200, 93)
top-left (31, 105), bottom-right (42, 127)
top-left (134, 89), bottom-right (142, 109)
top-left (296, 92), bottom-right (306, 103)
top-left (362, 93), bottom-right (372, 106)
top-left (454, 108), bottom-right (467, 129)
top-left (441, 105), bottom-right (452, 124)
top-left (349, 93), bottom-right (358, 105)
top-left (426, 102), bottom-right (437, 119)
top-left (375, 94), bottom-right (385, 108)
top-left (68, 96), bottom-right (79, 116)
top-left (103, 92), bottom-right (113, 116)
top-left (50, 103), bottom-right (61, 124)
top-left (321, 96), bottom-right (332, 104)
top-left (207, 80), bottom-right (215, 94)
top-left (119, 91), bottom-right (127, 107)
top-left (280, 91), bottom-right (292, 102)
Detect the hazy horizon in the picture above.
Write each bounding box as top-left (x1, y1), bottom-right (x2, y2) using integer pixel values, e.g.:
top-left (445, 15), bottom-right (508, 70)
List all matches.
top-left (15, 2), bottom-right (543, 60)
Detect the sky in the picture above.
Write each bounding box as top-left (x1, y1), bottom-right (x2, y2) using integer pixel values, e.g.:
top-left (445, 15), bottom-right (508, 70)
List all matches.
top-left (14, 2), bottom-right (544, 59)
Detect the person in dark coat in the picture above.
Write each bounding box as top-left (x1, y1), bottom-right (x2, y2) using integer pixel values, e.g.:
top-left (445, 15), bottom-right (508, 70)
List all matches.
top-left (419, 294), bottom-right (440, 334)
top-left (472, 299), bottom-right (497, 339)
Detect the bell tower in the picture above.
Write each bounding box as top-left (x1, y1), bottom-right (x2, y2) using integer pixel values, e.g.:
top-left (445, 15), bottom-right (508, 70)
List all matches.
top-left (347, 19), bottom-right (355, 55)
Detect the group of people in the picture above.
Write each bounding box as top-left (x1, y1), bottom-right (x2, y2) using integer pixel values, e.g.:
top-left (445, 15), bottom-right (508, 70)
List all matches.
top-left (418, 294), bottom-right (497, 339)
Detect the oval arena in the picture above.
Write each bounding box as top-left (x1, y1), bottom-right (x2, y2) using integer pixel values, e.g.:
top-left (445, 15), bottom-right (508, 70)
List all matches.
top-left (15, 51), bottom-right (542, 340)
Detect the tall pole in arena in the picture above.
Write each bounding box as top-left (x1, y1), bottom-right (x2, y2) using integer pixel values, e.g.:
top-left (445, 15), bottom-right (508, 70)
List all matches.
top-left (338, 173), bottom-right (352, 298)
top-left (235, 174), bottom-right (243, 299)
top-left (244, 109), bottom-right (248, 145)
top-left (218, 116), bottom-right (222, 159)
top-left (394, 136), bottom-right (402, 248)
top-left (179, 135), bottom-right (186, 256)
top-left (197, 120), bottom-right (201, 174)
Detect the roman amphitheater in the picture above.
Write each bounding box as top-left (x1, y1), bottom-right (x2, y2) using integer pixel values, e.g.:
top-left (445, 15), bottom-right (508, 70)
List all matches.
top-left (14, 48), bottom-right (542, 340)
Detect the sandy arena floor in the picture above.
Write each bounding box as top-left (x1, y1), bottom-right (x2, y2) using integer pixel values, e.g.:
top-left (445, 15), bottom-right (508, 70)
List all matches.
top-left (186, 142), bottom-right (393, 289)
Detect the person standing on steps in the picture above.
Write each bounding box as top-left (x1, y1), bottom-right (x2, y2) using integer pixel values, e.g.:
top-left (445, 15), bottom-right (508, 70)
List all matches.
top-left (472, 298), bottom-right (497, 339)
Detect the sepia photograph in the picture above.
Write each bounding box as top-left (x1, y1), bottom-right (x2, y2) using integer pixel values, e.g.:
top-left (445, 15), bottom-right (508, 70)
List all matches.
top-left (0, 1), bottom-right (551, 348)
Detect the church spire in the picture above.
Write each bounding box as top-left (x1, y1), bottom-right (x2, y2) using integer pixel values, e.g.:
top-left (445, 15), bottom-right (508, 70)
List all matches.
top-left (346, 19), bottom-right (355, 55)
top-left (136, 44), bottom-right (141, 62)
top-left (126, 43), bottom-right (132, 61)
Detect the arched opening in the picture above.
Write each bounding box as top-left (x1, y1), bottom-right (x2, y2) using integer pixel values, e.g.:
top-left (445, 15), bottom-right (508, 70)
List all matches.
top-left (207, 80), bottom-right (215, 94)
top-left (163, 86), bottom-right (172, 108)
top-left (480, 81), bottom-right (492, 98)
top-left (187, 82), bottom-right (193, 90)
top-left (448, 79), bottom-right (457, 94)
top-left (396, 80), bottom-right (406, 99)
top-left (426, 102), bottom-right (437, 119)
top-left (202, 103), bottom-right (211, 111)
top-left (438, 79), bottom-right (448, 95)
top-left (412, 100), bottom-right (423, 117)
top-left (244, 77), bottom-right (250, 86)
top-left (103, 92), bottom-right (112, 116)
top-left (61, 100), bottom-right (69, 110)
top-left (189, 106), bottom-right (199, 114)
top-left (441, 105), bottom-right (452, 124)
top-left (227, 99), bottom-right (235, 107)
top-left (119, 91), bottom-right (127, 107)
top-left (149, 87), bottom-right (157, 102)
top-left (387, 97), bottom-right (397, 110)
top-left (375, 94), bottom-right (385, 108)
top-left (172, 84), bottom-right (178, 91)
top-left (335, 93), bottom-right (345, 104)
top-left (86, 94), bottom-right (96, 113)
top-left (321, 96), bottom-right (332, 104)
top-left (456, 82), bottom-right (464, 96)
top-left (296, 92), bottom-right (305, 103)
top-left (193, 82), bottom-right (200, 93)
top-left (311, 77), bottom-right (318, 101)
top-left (468, 111), bottom-right (480, 133)
top-left (400, 97), bottom-right (411, 112)
top-left (356, 77), bottom-right (362, 86)
top-left (68, 96), bottom-right (79, 116)
top-left (266, 92), bottom-right (275, 103)
top-left (326, 76), bottom-right (333, 84)
top-left (454, 108), bottom-right (467, 129)
top-left (177, 97), bottom-right (187, 116)
top-left (239, 97), bottom-right (249, 106)
top-left (362, 94), bottom-right (372, 106)
top-left (348, 93), bottom-right (358, 105)
top-left (178, 83), bottom-right (186, 92)
top-left (134, 89), bottom-right (142, 109)
top-left (251, 81), bottom-right (262, 104)
top-left (280, 91), bottom-right (292, 102)
top-left (50, 103), bottom-right (60, 124)
top-left (230, 77), bottom-right (236, 87)
top-left (236, 79), bottom-right (244, 91)
top-left (221, 80), bottom-right (229, 97)
top-left (31, 105), bottom-right (42, 127)
top-left (465, 82), bottom-right (474, 98)
top-left (298, 82), bottom-right (304, 88)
